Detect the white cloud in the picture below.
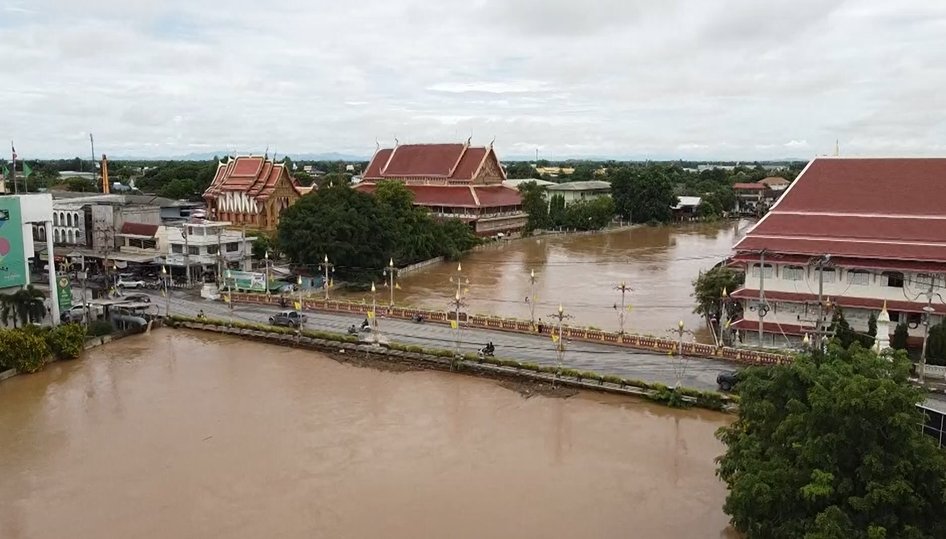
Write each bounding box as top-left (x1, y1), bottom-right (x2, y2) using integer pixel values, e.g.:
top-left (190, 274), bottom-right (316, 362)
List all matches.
top-left (3, 0), bottom-right (946, 159)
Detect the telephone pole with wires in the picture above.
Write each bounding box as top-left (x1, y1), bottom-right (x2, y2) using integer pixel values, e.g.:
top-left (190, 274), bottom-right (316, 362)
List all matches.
top-left (812, 254), bottom-right (832, 350)
top-left (757, 249), bottom-right (768, 346)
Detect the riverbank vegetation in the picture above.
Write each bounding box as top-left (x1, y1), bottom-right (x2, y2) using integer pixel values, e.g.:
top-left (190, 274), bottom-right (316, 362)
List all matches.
top-left (277, 182), bottom-right (478, 282)
top-left (716, 344), bottom-right (946, 538)
top-left (0, 324), bottom-right (88, 374)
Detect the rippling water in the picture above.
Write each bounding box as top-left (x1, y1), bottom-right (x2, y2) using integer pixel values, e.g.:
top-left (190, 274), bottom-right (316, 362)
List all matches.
top-left (0, 330), bottom-right (736, 538)
top-left (337, 220), bottom-right (752, 342)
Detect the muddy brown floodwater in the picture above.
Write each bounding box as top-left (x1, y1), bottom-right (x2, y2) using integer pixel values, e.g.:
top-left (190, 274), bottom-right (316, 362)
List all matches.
top-left (0, 331), bottom-right (737, 539)
top-left (338, 220), bottom-right (753, 342)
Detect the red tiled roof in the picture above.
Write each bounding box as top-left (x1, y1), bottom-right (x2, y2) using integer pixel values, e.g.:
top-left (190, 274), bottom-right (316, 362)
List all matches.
top-left (734, 157), bottom-right (946, 262)
top-left (362, 143), bottom-right (505, 183)
top-left (354, 184), bottom-right (521, 209)
top-left (758, 176), bottom-right (789, 186)
top-left (203, 156), bottom-right (301, 202)
top-left (730, 288), bottom-right (946, 315)
top-left (730, 253), bottom-right (946, 273)
top-left (733, 182), bottom-right (765, 190)
top-left (119, 222), bottom-right (158, 237)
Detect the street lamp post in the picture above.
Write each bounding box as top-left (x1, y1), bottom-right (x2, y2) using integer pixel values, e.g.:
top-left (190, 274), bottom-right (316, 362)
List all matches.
top-left (320, 255), bottom-right (335, 301)
top-left (921, 304), bottom-right (937, 381)
top-left (528, 269), bottom-right (537, 331)
top-left (161, 265), bottom-right (170, 317)
top-left (668, 320), bottom-right (696, 388)
top-left (614, 281), bottom-right (633, 335)
top-left (226, 269), bottom-right (233, 325)
top-left (718, 287), bottom-right (729, 347)
top-left (448, 262), bottom-right (469, 364)
top-left (297, 274), bottom-right (304, 312)
top-left (547, 304), bottom-right (573, 384)
top-left (371, 281), bottom-right (380, 345)
top-left (264, 251), bottom-right (271, 296)
top-left (384, 258), bottom-right (399, 307)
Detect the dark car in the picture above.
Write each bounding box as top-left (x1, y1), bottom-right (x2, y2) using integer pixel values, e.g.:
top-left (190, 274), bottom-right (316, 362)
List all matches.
top-left (716, 370), bottom-right (740, 392)
top-left (269, 310), bottom-right (307, 328)
top-left (123, 293), bottom-right (151, 303)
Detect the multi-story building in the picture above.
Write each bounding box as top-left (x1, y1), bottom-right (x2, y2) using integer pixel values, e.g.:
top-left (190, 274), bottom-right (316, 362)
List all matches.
top-left (203, 155), bottom-right (303, 231)
top-left (729, 157), bottom-right (946, 349)
top-left (356, 141), bottom-right (526, 237)
top-left (545, 180), bottom-right (611, 205)
top-left (162, 221), bottom-right (253, 280)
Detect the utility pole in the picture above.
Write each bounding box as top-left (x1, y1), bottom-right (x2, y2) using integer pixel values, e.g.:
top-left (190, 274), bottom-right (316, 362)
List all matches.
top-left (227, 269), bottom-right (234, 326)
top-left (183, 223), bottom-right (191, 287)
top-left (528, 269), bottom-right (537, 330)
top-left (320, 255), bottom-right (335, 301)
top-left (383, 258), bottom-right (398, 306)
top-left (216, 227), bottom-right (224, 285)
top-left (10, 141), bottom-right (17, 194)
top-left (547, 304), bottom-right (573, 384)
top-left (914, 279), bottom-right (942, 381)
top-left (812, 254), bottom-right (831, 351)
top-left (614, 281), bottom-right (632, 335)
top-left (757, 249), bottom-right (767, 346)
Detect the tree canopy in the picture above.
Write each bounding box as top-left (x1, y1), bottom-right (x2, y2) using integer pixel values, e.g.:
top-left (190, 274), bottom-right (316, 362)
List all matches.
top-left (692, 266), bottom-right (745, 323)
top-left (277, 182), bottom-right (478, 282)
top-left (609, 165), bottom-right (676, 223)
top-left (716, 345), bottom-right (946, 539)
top-left (518, 181), bottom-right (549, 233)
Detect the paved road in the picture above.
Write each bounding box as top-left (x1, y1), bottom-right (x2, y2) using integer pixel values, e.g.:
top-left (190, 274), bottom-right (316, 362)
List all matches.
top-left (139, 289), bottom-right (735, 392)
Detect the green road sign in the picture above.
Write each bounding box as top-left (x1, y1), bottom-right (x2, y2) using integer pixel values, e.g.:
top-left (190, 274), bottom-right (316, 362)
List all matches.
top-left (57, 276), bottom-right (72, 312)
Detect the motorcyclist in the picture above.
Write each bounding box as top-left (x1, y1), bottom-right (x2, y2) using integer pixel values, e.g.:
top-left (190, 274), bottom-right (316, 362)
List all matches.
top-left (413, 314), bottom-right (424, 323)
top-left (197, 310), bottom-right (206, 320)
top-left (481, 342), bottom-right (495, 356)
top-left (348, 324), bottom-right (358, 334)
top-left (361, 317), bottom-right (370, 330)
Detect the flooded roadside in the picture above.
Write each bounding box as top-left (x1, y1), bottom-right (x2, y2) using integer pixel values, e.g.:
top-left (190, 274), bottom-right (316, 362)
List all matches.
top-left (0, 330), bottom-right (736, 539)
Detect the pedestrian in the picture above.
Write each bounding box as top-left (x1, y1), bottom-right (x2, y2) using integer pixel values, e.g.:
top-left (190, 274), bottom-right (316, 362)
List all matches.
top-left (537, 318), bottom-right (544, 334)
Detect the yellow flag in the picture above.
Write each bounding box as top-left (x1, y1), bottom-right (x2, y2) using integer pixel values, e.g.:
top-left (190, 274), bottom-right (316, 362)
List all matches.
top-left (450, 320), bottom-right (458, 329)
top-left (328, 279), bottom-right (333, 288)
top-left (293, 301), bottom-right (301, 310)
top-left (551, 334), bottom-right (559, 343)
top-left (223, 294), bottom-right (230, 304)
top-left (367, 311), bottom-right (375, 320)
top-left (395, 282), bottom-right (401, 290)
top-left (626, 304), bottom-right (633, 312)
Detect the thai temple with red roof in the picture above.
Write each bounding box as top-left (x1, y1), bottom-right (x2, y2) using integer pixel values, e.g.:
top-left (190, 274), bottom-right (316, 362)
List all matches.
top-left (355, 141), bottom-right (526, 237)
top-left (730, 157), bottom-right (946, 349)
top-left (203, 155), bottom-right (303, 230)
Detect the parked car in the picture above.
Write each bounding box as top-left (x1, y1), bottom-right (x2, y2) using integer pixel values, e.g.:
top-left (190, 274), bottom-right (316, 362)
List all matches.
top-left (269, 310), bottom-right (307, 328)
top-left (117, 277), bottom-right (146, 288)
top-left (716, 370), bottom-right (740, 392)
top-left (123, 293), bottom-right (151, 303)
top-left (61, 304), bottom-right (102, 323)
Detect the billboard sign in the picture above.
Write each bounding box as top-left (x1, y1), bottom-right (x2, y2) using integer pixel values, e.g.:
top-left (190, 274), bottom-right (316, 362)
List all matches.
top-left (0, 197), bottom-right (27, 288)
top-left (57, 276), bottom-right (73, 312)
top-left (225, 270), bottom-right (267, 292)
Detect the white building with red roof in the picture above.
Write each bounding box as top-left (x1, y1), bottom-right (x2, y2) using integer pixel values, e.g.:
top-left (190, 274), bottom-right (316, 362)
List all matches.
top-left (730, 157), bottom-right (946, 349)
top-left (355, 141), bottom-right (526, 237)
top-left (203, 155), bottom-right (303, 231)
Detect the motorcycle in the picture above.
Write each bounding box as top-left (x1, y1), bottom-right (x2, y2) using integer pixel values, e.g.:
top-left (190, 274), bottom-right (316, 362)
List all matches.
top-left (412, 314), bottom-right (425, 324)
top-left (477, 346), bottom-right (495, 359)
top-left (347, 325), bottom-right (359, 335)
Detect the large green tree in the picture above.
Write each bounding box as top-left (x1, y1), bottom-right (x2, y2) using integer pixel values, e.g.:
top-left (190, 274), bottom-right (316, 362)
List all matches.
top-left (562, 196), bottom-right (614, 230)
top-left (717, 345), bottom-right (946, 539)
top-left (610, 165), bottom-right (676, 223)
top-left (692, 267), bottom-right (744, 327)
top-left (518, 180), bottom-right (549, 232)
top-left (277, 185), bottom-right (394, 281)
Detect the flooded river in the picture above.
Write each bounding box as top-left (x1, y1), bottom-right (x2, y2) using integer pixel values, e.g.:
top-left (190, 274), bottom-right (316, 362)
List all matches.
top-left (0, 331), bottom-right (735, 538)
top-left (340, 220), bottom-right (752, 342)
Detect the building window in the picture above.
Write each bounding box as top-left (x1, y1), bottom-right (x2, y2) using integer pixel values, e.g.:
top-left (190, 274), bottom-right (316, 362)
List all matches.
top-left (53, 213), bottom-right (58, 226)
top-left (67, 230), bottom-right (74, 244)
top-left (813, 268), bottom-right (836, 283)
top-left (226, 242), bottom-right (239, 252)
top-left (908, 312), bottom-right (923, 326)
top-left (73, 212), bottom-right (80, 227)
top-left (847, 270), bottom-right (871, 286)
top-left (884, 271), bottom-right (904, 288)
top-left (207, 245), bottom-right (219, 255)
top-left (914, 273), bottom-right (940, 289)
top-left (890, 311), bottom-right (900, 323)
top-left (749, 264), bottom-right (774, 278)
top-left (172, 244), bottom-right (183, 254)
top-left (782, 265), bottom-right (804, 281)
top-left (188, 246), bottom-right (199, 256)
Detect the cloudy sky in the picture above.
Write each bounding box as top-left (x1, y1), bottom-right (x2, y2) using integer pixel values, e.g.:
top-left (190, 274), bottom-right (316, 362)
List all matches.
top-left (2, 0), bottom-right (945, 160)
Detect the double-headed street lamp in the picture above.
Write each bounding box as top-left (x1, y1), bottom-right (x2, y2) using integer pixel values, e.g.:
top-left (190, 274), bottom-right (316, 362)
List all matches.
top-left (320, 255), bottom-right (335, 301)
top-left (547, 303), bottom-right (573, 383)
top-left (161, 265), bottom-right (170, 317)
top-left (614, 281), bottom-right (633, 335)
top-left (528, 269), bottom-right (537, 330)
top-left (668, 320), bottom-right (696, 388)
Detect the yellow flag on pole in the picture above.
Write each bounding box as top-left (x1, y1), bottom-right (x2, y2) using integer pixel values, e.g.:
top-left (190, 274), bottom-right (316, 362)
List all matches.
top-left (367, 311), bottom-right (375, 320)
top-left (223, 294), bottom-right (230, 304)
top-left (551, 333), bottom-right (559, 343)
top-left (395, 282), bottom-right (401, 290)
top-left (450, 320), bottom-right (458, 329)
top-left (293, 301), bottom-right (301, 310)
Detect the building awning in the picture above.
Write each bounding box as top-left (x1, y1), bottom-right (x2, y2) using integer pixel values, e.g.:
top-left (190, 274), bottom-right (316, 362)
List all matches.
top-left (110, 252), bottom-right (160, 263)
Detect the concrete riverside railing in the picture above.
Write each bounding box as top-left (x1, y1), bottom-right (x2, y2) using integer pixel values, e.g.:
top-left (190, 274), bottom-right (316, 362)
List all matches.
top-left (229, 292), bottom-right (791, 366)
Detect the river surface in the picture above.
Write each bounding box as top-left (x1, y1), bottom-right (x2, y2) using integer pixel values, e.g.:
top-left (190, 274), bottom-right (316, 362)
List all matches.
top-left (0, 331), bottom-right (735, 539)
top-left (339, 220), bottom-right (752, 342)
